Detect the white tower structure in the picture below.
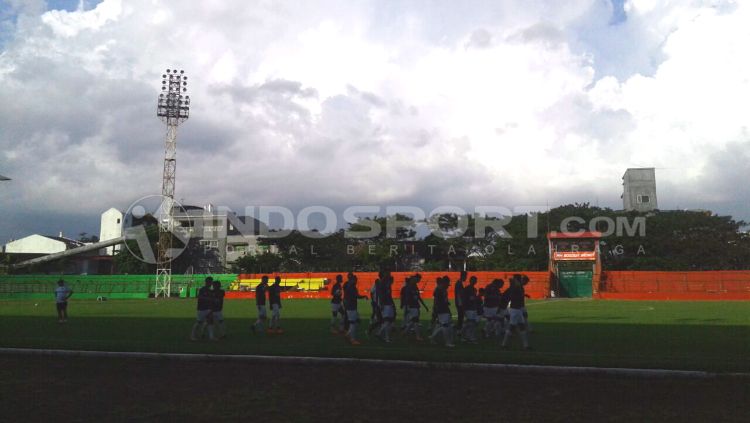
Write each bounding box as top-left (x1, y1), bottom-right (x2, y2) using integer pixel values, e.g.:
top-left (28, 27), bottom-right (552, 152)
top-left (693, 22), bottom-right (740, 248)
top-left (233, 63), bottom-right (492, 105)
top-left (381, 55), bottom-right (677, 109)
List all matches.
top-left (99, 208), bottom-right (123, 255)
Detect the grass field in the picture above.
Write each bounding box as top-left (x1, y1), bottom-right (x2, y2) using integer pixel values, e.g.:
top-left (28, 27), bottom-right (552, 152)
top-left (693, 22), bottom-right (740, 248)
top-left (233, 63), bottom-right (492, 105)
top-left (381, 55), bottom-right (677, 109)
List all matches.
top-left (1, 298), bottom-right (749, 372)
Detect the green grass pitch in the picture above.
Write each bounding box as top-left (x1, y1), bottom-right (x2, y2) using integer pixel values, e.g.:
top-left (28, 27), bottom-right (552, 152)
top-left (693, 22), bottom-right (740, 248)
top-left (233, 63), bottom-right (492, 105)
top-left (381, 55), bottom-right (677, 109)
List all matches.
top-left (1, 298), bottom-right (749, 372)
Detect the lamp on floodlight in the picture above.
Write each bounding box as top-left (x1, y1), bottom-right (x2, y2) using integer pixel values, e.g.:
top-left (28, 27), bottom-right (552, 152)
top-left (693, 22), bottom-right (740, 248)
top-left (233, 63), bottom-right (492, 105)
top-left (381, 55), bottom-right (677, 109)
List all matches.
top-left (157, 69), bottom-right (190, 122)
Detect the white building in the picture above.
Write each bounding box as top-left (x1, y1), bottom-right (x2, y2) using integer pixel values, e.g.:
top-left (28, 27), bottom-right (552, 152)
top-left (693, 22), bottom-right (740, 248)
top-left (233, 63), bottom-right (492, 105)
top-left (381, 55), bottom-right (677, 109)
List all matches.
top-left (99, 208), bottom-right (123, 255)
top-left (171, 206), bottom-right (266, 272)
top-left (3, 233), bottom-right (84, 254)
top-left (2, 233), bottom-right (109, 274)
top-left (622, 168), bottom-right (658, 212)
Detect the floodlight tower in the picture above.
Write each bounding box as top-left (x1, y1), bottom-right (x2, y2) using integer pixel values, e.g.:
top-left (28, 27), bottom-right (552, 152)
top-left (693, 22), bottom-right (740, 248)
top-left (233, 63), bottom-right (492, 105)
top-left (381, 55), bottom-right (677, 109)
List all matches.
top-left (155, 69), bottom-right (190, 298)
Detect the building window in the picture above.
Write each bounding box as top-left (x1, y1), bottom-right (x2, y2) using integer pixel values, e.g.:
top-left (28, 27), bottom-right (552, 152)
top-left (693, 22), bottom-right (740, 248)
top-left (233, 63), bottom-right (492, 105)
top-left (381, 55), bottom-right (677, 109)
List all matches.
top-left (116, 218), bottom-right (121, 224)
top-left (637, 195), bottom-right (650, 204)
top-left (199, 240), bottom-right (219, 248)
top-left (234, 244), bottom-right (247, 252)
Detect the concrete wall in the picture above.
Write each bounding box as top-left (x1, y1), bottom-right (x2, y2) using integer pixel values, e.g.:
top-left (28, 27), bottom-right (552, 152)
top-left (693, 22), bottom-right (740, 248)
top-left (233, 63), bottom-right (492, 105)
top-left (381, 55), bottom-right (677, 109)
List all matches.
top-left (599, 270), bottom-right (750, 300)
top-left (622, 168), bottom-right (658, 212)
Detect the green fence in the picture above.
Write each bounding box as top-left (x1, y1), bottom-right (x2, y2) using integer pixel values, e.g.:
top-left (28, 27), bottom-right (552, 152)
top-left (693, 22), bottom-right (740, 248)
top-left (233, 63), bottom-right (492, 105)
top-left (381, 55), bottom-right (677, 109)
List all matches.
top-left (0, 274), bottom-right (237, 300)
top-left (559, 270), bottom-right (594, 298)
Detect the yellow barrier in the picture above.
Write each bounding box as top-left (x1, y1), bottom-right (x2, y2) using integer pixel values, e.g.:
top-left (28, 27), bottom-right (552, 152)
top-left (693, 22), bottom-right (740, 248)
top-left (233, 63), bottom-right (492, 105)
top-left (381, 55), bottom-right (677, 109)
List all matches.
top-left (230, 278), bottom-right (327, 292)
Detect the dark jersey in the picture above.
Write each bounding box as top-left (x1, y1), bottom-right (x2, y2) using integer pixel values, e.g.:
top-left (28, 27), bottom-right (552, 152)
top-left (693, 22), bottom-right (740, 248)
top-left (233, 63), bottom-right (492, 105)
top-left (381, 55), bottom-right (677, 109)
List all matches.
top-left (256, 283), bottom-right (267, 306)
top-left (268, 284), bottom-right (282, 307)
top-left (454, 279), bottom-right (464, 307)
top-left (462, 285), bottom-right (479, 311)
top-left (197, 286), bottom-right (213, 311)
top-left (404, 284), bottom-right (422, 308)
top-left (500, 289), bottom-right (511, 310)
top-left (343, 282), bottom-right (360, 311)
top-left (506, 285), bottom-right (525, 309)
top-left (483, 285), bottom-right (500, 308)
top-left (433, 286), bottom-right (450, 314)
top-left (370, 279), bottom-right (381, 307)
top-left (331, 282), bottom-right (343, 304)
top-left (377, 281), bottom-right (394, 306)
top-left (211, 288), bottom-right (225, 312)
top-left (399, 285), bottom-right (408, 308)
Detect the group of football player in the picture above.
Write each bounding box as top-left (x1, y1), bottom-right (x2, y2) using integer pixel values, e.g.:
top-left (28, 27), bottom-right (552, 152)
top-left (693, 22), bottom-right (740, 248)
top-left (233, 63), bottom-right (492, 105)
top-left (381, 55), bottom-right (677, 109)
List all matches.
top-left (190, 277), bottom-right (226, 341)
top-left (190, 272), bottom-right (532, 350)
top-left (251, 275), bottom-right (284, 334)
top-left (191, 274), bottom-right (285, 340)
top-left (330, 271), bottom-right (532, 349)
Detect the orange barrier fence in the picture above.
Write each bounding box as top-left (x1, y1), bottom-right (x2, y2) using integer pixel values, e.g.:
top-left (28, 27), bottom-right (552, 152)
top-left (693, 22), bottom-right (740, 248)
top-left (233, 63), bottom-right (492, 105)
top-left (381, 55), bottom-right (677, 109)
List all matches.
top-left (598, 271), bottom-right (750, 300)
top-left (227, 271), bottom-right (750, 301)
top-left (232, 271), bottom-right (550, 300)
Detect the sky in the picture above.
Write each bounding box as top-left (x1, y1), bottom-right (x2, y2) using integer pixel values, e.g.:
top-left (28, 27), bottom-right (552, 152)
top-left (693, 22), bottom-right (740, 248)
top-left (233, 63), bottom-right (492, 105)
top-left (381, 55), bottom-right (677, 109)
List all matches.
top-left (0, 0), bottom-right (749, 243)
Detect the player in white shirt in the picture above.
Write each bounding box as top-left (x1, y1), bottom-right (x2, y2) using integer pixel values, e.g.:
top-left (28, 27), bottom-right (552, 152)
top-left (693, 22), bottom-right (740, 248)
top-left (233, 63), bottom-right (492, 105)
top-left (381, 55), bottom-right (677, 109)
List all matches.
top-left (54, 279), bottom-right (73, 323)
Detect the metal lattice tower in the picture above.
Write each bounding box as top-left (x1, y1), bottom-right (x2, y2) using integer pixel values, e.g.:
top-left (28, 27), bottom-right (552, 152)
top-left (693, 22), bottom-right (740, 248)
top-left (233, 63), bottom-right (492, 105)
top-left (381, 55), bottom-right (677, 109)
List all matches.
top-left (155, 69), bottom-right (190, 298)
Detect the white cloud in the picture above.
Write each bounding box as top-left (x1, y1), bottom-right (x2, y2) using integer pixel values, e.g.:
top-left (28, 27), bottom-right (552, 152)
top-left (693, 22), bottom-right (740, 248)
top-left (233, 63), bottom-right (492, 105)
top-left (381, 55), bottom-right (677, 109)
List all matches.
top-left (41, 0), bottom-right (121, 38)
top-left (1, 0), bottom-right (749, 241)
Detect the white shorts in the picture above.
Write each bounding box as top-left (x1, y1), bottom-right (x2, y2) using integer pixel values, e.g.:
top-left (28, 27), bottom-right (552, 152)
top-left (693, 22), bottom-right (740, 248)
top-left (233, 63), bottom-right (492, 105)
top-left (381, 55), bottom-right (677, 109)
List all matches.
top-left (465, 310), bottom-right (479, 322)
top-left (483, 307), bottom-right (499, 319)
top-left (381, 305), bottom-right (395, 319)
top-left (406, 307), bottom-right (420, 322)
top-left (271, 304), bottom-right (281, 318)
top-left (331, 303), bottom-right (342, 313)
top-left (257, 305), bottom-right (267, 318)
top-left (509, 308), bottom-right (525, 326)
top-left (212, 311), bottom-right (224, 322)
top-left (438, 313), bottom-right (452, 326)
top-left (196, 309), bottom-right (212, 322)
top-left (346, 310), bottom-right (359, 322)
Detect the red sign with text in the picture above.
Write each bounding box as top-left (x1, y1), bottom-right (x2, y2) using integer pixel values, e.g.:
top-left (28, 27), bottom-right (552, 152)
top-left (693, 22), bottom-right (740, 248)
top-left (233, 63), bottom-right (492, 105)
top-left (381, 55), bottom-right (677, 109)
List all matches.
top-left (552, 251), bottom-right (596, 261)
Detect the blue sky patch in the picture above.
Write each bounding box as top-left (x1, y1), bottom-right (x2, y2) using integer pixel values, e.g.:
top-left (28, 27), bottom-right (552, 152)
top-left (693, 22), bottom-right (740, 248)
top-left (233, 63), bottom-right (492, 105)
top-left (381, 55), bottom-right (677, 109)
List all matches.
top-left (610, 0), bottom-right (627, 25)
top-left (47, 0), bottom-right (103, 12)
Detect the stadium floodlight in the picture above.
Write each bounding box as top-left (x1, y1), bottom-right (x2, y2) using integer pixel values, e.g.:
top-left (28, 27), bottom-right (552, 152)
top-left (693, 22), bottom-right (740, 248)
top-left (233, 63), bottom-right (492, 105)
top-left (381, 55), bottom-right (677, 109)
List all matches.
top-left (154, 68), bottom-right (191, 299)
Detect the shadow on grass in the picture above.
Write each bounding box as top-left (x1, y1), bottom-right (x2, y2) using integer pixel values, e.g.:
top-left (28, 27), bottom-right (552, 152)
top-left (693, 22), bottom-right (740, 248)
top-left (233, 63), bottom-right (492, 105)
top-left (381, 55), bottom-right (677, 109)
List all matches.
top-left (2, 353), bottom-right (748, 422)
top-left (1, 315), bottom-right (748, 372)
top-left (549, 315), bottom-right (630, 321)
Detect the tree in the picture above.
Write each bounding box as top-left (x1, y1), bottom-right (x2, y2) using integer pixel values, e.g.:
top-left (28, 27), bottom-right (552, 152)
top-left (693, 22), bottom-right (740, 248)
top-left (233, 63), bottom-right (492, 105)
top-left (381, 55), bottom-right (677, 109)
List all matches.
top-left (120, 205), bottom-right (750, 273)
top-left (232, 252), bottom-right (283, 273)
top-left (78, 232), bottom-right (99, 243)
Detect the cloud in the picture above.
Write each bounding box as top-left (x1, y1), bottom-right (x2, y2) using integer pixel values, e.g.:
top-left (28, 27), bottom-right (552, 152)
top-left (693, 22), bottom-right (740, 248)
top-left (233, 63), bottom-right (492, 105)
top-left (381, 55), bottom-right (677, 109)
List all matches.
top-left (1, 0), bottom-right (749, 243)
